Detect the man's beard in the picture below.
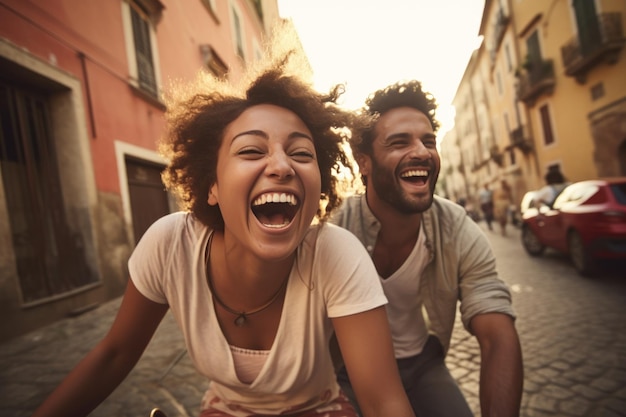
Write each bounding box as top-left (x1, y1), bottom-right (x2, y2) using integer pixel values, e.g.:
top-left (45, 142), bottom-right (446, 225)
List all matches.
top-left (369, 157), bottom-right (437, 214)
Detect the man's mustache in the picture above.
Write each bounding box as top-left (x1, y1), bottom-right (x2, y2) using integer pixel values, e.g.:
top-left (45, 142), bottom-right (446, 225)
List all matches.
top-left (398, 160), bottom-right (433, 171)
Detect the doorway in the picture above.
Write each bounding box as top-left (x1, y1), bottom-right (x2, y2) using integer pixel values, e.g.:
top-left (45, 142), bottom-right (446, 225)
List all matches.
top-left (125, 157), bottom-right (172, 244)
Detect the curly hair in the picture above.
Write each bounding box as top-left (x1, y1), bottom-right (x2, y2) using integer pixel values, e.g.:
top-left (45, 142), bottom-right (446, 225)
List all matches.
top-left (159, 56), bottom-right (360, 229)
top-left (350, 80), bottom-right (440, 157)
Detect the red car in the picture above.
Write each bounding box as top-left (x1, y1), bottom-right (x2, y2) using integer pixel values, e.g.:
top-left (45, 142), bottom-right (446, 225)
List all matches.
top-left (521, 177), bottom-right (626, 276)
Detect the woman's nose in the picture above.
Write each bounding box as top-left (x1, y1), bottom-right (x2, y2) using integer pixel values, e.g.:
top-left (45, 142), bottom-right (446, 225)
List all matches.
top-left (266, 151), bottom-right (295, 179)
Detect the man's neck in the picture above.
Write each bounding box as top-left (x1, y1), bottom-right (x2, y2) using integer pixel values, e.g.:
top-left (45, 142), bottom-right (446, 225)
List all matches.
top-left (365, 191), bottom-right (422, 246)
top-left (365, 193), bottom-right (421, 278)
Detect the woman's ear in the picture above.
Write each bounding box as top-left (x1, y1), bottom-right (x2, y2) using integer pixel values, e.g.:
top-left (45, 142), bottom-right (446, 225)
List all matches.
top-left (208, 184), bottom-right (219, 206)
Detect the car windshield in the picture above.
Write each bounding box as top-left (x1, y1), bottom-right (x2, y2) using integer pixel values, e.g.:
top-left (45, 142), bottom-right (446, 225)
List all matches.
top-left (553, 183), bottom-right (598, 209)
top-left (610, 183), bottom-right (626, 205)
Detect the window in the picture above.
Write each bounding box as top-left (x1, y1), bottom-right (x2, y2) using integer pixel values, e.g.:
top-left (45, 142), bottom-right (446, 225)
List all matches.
top-left (122, 0), bottom-right (163, 98)
top-left (199, 44), bottom-right (228, 78)
top-left (526, 30), bottom-right (542, 65)
top-left (611, 182), bottom-right (626, 204)
top-left (231, 4), bottom-right (245, 59)
top-left (130, 5), bottom-right (156, 96)
top-left (590, 82), bottom-right (604, 100)
top-left (539, 104), bottom-right (555, 145)
top-left (572, 0), bottom-right (601, 55)
top-left (504, 44), bottom-right (512, 72)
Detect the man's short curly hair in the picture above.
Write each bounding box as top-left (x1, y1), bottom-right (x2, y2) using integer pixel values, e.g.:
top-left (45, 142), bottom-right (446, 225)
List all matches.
top-left (159, 57), bottom-right (359, 229)
top-left (350, 80), bottom-right (440, 157)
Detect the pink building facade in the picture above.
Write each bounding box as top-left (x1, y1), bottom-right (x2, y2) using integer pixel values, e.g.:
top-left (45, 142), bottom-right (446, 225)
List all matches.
top-left (0, 0), bottom-right (281, 341)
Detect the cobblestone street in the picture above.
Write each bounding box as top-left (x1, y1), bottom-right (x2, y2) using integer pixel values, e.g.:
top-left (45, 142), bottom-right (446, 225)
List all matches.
top-left (1, 223), bottom-right (625, 417)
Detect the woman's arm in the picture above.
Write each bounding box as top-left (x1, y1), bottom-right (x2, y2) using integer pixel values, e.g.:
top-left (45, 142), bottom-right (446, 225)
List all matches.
top-left (332, 306), bottom-right (415, 417)
top-left (31, 279), bottom-right (169, 417)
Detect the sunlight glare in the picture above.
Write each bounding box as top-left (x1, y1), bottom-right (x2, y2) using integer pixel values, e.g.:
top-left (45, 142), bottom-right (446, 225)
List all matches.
top-left (277, 0), bottom-right (485, 138)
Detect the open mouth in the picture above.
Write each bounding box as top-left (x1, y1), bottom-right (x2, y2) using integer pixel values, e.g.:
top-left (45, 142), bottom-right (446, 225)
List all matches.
top-left (251, 192), bottom-right (299, 228)
top-left (400, 169), bottom-right (429, 185)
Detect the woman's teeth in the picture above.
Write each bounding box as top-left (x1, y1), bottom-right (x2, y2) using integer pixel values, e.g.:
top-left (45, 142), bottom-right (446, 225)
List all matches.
top-left (252, 192), bottom-right (297, 206)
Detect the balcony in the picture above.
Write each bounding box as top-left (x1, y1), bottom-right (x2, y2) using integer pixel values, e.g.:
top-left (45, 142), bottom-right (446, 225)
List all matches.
top-left (561, 12), bottom-right (625, 84)
top-left (516, 59), bottom-right (556, 106)
top-left (506, 126), bottom-right (533, 154)
top-left (489, 145), bottom-right (504, 167)
top-left (471, 159), bottom-right (490, 172)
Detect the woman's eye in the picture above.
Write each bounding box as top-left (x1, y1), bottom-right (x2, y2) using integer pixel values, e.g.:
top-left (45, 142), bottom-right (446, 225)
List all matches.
top-left (291, 150), bottom-right (315, 161)
top-left (237, 148), bottom-right (264, 157)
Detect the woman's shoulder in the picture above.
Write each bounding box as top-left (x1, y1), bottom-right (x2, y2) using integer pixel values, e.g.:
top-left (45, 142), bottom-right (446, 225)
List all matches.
top-left (150, 211), bottom-right (187, 228)
top-left (314, 222), bottom-right (363, 243)
top-left (300, 223), bottom-right (368, 259)
top-left (138, 211), bottom-right (206, 246)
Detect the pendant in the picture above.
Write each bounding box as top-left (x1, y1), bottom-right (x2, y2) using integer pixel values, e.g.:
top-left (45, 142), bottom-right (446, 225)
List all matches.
top-left (234, 313), bottom-right (247, 327)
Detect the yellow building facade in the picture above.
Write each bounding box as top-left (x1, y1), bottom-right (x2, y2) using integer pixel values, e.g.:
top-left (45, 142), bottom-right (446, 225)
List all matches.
top-left (442, 0), bottom-right (626, 209)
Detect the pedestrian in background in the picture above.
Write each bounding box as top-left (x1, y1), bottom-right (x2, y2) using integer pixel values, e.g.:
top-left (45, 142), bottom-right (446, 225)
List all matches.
top-left (330, 80), bottom-right (523, 417)
top-left (31, 54), bottom-right (414, 417)
top-left (533, 167), bottom-right (570, 208)
top-left (493, 179), bottom-right (514, 236)
top-left (478, 183), bottom-right (495, 230)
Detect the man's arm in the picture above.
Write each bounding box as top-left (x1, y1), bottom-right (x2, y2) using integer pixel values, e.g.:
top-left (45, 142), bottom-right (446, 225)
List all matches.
top-left (471, 313), bottom-right (523, 417)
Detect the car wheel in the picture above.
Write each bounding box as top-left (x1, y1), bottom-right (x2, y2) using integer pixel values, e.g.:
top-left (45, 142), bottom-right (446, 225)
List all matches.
top-left (521, 224), bottom-right (545, 256)
top-left (567, 230), bottom-right (595, 277)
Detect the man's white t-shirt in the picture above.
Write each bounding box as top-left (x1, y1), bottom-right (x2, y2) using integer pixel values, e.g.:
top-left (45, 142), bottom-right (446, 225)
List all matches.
top-left (380, 227), bottom-right (430, 359)
top-left (129, 212), bottom-right (387, 416)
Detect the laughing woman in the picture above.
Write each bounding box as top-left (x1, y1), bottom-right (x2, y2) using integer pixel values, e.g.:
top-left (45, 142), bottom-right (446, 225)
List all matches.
top-left (31, 56), bottom-right (414, 417)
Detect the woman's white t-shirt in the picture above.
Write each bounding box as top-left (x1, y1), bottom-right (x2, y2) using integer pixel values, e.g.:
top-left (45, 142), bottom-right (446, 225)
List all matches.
top-left (129, 212), bottom-right (387, 416)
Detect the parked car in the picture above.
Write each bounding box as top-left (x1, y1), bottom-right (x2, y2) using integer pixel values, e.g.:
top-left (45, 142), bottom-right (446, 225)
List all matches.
top-left (520, 177), bottom-right (626, 276)
top-left (510, 190), bottom-right (539, 227)
top-left (519, 190), bottom-right (538, 215)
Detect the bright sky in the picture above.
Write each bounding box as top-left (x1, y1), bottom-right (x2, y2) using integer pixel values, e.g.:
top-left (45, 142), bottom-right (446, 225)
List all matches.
top-left (277, 0), bottom-right (485, 137)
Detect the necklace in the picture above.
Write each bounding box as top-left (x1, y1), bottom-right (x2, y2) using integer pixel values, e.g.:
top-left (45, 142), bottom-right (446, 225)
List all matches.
top-left (205, 233), bottom-right (288, 327)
